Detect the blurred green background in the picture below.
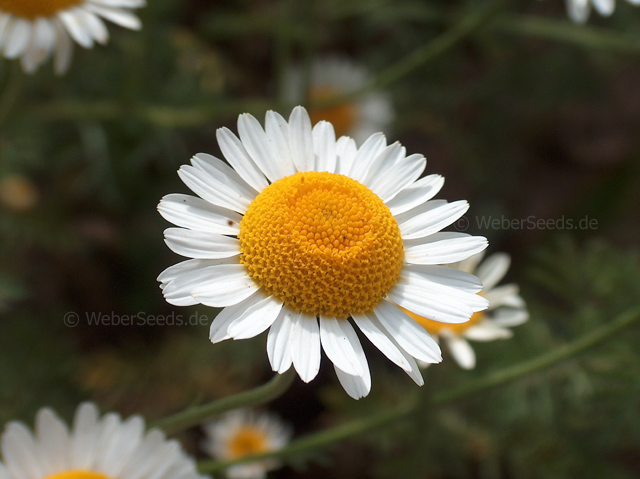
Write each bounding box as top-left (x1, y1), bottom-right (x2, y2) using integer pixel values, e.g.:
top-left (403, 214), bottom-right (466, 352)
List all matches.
top-left (1, 0), bottom-right (640, 477)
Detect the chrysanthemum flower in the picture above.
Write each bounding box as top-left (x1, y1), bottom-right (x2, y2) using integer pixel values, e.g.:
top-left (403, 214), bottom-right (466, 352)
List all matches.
top-left (202, 410), bottom-right (291, 479)
top-left (405, 252), bottom-right (529, 369)
top-left (285, 57), bottom-right (393, 143)
top-left (157, 106), bottom-right (488, 399)
top-left (565, 0), bottom-right (640, 23)
top-left (0, 402), bottom-right (203, 479)
top-left (0, 0), bottom-right (145, 74)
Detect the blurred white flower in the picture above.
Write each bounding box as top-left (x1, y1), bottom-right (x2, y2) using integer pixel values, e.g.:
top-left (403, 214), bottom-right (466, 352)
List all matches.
top-left (202, 409), bottom-right (291, 479)
top-left (405, 252), bottom-right (529, 369)
top-left (285, 57), bottom-right (393, 144)
top-left (564, 0), bottom-right (640, 23)
top-left (0, 0), bottom-right (145, 74)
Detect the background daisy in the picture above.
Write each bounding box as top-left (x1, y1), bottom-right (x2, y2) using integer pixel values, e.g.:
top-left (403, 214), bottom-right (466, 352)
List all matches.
top-left (285, 57), bottom-right (393, 144)
top-left (158, 105), bottom-right (488, 398)
top-left (202, 409), bottom-right (291, 479)
top-left (0, 402), bottom-right (203, 479)
top-left (406, 252), bottom-right (529, 369)
top-left (564, 0), bottom-right (640, 22)
top-left (0, 0), bottom-right (145, 74)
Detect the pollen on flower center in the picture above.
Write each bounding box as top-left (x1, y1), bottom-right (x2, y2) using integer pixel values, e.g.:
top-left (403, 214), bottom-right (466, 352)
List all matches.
top-left (308, 87), bottom-right (357, 138)
top-left (405, 307), bottom-right (485, 335)
top-left (0, 0), bottom-right (82, 18)
top-left (229, 427), bottom-right (269, 458)
top-left (239, 171), bottom-right (404, 319)
top-left (44, 471), bottom-right (112, 479)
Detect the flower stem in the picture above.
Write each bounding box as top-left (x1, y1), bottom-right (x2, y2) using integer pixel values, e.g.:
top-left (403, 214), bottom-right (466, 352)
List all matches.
top-left (151, 369), bottom-right (296, 435)
top-left (197, 306), bottom-right (640, 473)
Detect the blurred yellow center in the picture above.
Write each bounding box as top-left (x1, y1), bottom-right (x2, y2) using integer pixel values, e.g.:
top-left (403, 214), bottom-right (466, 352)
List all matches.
top-left (45, 471), bottom-right (111, 479)
top-left (239, 171), bottom-right (404, 319)
top-left (0, 0), bottom-right (82, 18)
top-left (404, 308), bottom-right (485, 335)
top-left (308, 87), bottom-right (357, 138)
top-left (229, 427), bottom-right (269, 458)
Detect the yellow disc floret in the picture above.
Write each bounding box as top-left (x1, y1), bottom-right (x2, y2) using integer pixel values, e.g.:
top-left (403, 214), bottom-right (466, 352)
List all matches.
top-left (228, 427), bottom-right (269, 458)
top-left (0, 0), bottom-right (82, 18)
top-left (45, 471), bottom-right (112, 479)
top-left (403, 307), bottom-right (485, 335)
top-left (239, 171), bottom-right (404, 319)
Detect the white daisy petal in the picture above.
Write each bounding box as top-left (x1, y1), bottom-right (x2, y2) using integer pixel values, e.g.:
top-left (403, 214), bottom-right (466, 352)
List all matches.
top-left (464, 323), bottom-right (513, 341)
top-left (489, 308), bottom-right (529, 327)
top-left (0, 15), bottom-right (12, 51)
top-left (401, 264), bottom-right (483, 293)
top-left (312, 121), bottom-right (337, 173)
top-left (4, 19), bottom-right (31, 58)
top-left (191, 264), bottom-right (260, 307)
top-left (592, 0), bottom-right (615, 15)
top-left (189, 153), bottom-right (256, 209)
top-left (158, 194), bottom-right (241, 235)
top-left (404, 232), bottom-right (488, 265)
top-left (335, 136), bottom-right (357, 175)
top-left (288, 106), bottom-right (315, 172)
top-left (334, 365), bottom-right (371, 400)
top-left (217, 127), bottom-right (269, 192)
top-left (398, 269), bottom-right (487, 311)
top-left (35, 408), bottom-right (70, 474)
top-left (226, 293), bottom-right (284, 340)
top-left (238, 113), bottom-right (286, 182)
top-left (59, 9), bottom-right (94, 48)
top-left (163, 228), bottom-right (240, 259)
top-left (319, 317), bottom-right (366, 377)
top-left (53, 20), bottom-right (73, 75)
top-left (475, 253), bottom-right (511, 291)
top-left (567, 0), bottom-right (591, 22)
top-left (374, 300), bottom-right (442, 363)
top-left (84, 3), bottom-right (142, 30)
top-left (82, 11), bottom-right (109, 45)
top-left (2, 423), bottom-right (45, 479)
top-left (348, 133), bottom-right (387, 181)
top-left (267, 309), bottom-right (297, 373)
top-left (385, 174), bottom-right (444, 216)
top-left (209, 292), bottom-right (260, 343)
top-left (443, 334), bottom-right (476, 369)
top-left (398, 200), bottom-right (469, 240)
top-left (290, 312), bottom-right (321, 382)
top-left (368, 152), bottom-right (426, 203)
top-left (485, 284), bottom-right (525, 309)
top-left (264, 111), bottom-right (297, 177)
top-left (70, 402), bottom-right (100, 469)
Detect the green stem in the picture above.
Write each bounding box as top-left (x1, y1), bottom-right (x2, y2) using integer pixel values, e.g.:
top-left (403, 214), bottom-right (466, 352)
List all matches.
top-left (0, 64), bottom-right (25, 130)
top-left (197, 306), bottom-right (640, 473)
top-left (151, 369), bottom-right (296, 435)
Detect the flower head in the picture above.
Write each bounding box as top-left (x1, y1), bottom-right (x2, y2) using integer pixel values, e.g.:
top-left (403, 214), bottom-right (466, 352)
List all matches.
top-left (0, 0), bottom-right (145, 74)
top-left (285, 57), bottom-right (393, 143)
top-left (158, 106), bottom-right (488, 398)
top-left (202, 409), bottom-right (291, 479)
top-left (0, 402), bottom-right (203, 479)
top-left (407, 252), bottom-right (529, 369)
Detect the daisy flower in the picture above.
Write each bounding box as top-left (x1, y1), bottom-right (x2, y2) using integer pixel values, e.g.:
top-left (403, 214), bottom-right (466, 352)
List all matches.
top-left (564, 0), bottom-right (640, 23)
top-left (405, 252), bottom-right (529, 370)
top-left (285, 57), bottom-right (393, 144)
top-left (202, 410), bottom-right (291, 479)
top-left (157, 106), bottom-right (488, 399)
top-left (0, 0), bottom-right (145, 74)
top-left (0, 402), bottom-right (203, 479)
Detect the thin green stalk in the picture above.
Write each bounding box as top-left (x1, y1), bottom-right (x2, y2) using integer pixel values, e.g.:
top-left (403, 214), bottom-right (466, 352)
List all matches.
top-left (0, 64), bottom-right (25, 130)
top-left (197, 306), bottom-right (640, 474)
top-left (151, 369), bottom-right (296, 435)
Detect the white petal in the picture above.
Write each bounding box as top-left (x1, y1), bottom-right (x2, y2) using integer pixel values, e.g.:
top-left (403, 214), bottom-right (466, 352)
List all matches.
top-left (226, 292), bottom-right (283, 339)
top-left (444, 334), bottom-right (476, 369)
top-left (312, 121), bottom-right (337, 173)
top-left (489, 308), bottom-right (529, 327)
top-left (566, 0), bottom-right (591, 22)
top-left (4, 19), bottom-right (31, 58)
top-left (368, 152), bottom-right (426, 203)
top-left (158, 193), bottom-right (241, 235)
top-left (485, 284), bottom-right (525, 309)
top-left (267, 308), bottom-right (298, 373)
top-left (373, 300), bottom-right (442, 363)
top-left (20, 19), bottom-right (56, 73)
top-left (237, 113), bottom-right (286, 182)
top-left (84, 4), bottom-right (142, 30)
top-left (81, 10), bottom-right (109, 45)
top-left (334, 367), bottom-right (371, 400)
top-left (0, 15), bottom-right (12, 51)
top-left (319, 317), bottom-right (366, 377)
top-left (385, 174), bottom-right (444, 216)
top-left (60, 9), bottom-right (94, 48)
top-left (476, 253), bottom-right (510, 291)
top-left (335, 136), bottom-right (357, 175)
top-left (216, 127), bottom-right (268, 192)
top-left (290, 312), bottom-right (321, 382)
top-left (398, 200), bottom-right (469, 240)
top-left (53, 20), bottom-right (73, 75)
top-left (400, 264), bottom-right (483, 293)
top-left (209, 291), bottom-right (261, 343)
top-left (403, 232), bottom-right (488, 265)
top-left (35, 408), bottom-right (70, 474)
top-left (70, 402), bottom-right (100, 469)
top-left (264, 110), bottom-right (297, 177)
top-left (191, 264), bottom-right (260, 307)
top-left (464, 323), bottom-right (513, 341)
top-left (288, 106), bottom-right (315, 172)
top-left (453, 250), bottom-right (485, 274)
top-left (592, 0), bottom-right (615, 15)
top-left (163, 228), bottom-right (240, 259)
top-left (356, 141), bottom-right (405, 188)
top-left (190, 153), bottom-right (256, 207)
top-left (1, 423), bottom-right (45, 479)
top-left (347, 133), bottom-right (386, 181)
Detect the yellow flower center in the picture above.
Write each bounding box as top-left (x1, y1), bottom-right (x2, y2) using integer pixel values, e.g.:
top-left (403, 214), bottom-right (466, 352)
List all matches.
top-left (308, 87), bottom-right (357, 138)
top-left (229, 427), bottom-right (269, 458)
top-left (404, 308), bottom-right (485, 336)
top-left (0, 0), bottom-right (82, 18)
top-left (45, 471), bottom-right (112, 479)
top-left (239, 171), bottom-right (404, 319)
